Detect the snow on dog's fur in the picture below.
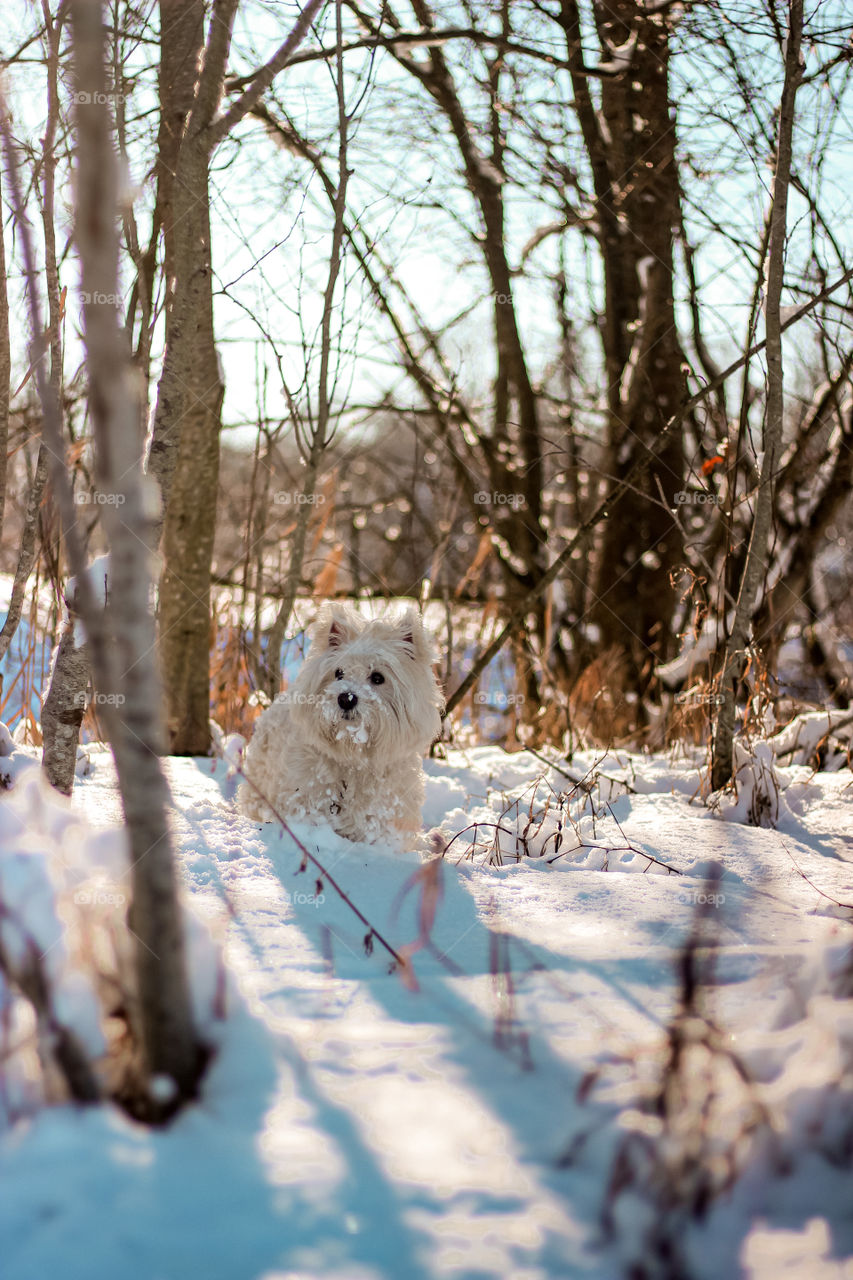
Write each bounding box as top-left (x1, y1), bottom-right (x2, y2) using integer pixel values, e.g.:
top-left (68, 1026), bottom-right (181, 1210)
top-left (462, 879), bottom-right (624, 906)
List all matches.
top-left (239, 604), bottom-right (444, 848)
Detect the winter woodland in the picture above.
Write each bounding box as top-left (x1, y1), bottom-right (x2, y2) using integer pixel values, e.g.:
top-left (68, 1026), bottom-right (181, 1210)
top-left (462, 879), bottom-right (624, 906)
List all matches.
top-left (1, 1), bottom-right (853, 1277)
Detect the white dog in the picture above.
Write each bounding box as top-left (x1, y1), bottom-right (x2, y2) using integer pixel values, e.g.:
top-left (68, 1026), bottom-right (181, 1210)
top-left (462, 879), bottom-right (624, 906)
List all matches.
top-left (238, 604), bottom-right (444, 848)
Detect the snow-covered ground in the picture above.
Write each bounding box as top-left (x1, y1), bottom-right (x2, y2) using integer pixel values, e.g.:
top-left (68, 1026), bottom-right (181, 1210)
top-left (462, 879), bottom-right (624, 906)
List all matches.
top-left (2, 744), bottom-right (853, 1279)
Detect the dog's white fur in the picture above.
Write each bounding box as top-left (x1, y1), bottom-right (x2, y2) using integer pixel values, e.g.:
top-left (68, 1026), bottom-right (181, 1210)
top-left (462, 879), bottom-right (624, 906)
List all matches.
top-left (238, 604), bottom-right (444, 847)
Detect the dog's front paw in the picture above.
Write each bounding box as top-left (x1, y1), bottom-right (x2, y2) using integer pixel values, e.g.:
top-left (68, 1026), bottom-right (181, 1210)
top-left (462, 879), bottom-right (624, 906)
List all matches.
top-left (237, 782), bottom-right (274, 824)
top-left (405, 827), bottom-right (447, 859)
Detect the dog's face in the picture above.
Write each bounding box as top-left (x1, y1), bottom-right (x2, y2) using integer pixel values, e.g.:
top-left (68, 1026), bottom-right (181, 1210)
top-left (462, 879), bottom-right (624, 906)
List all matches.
top-left (286, 605), bottom-right (444, 763)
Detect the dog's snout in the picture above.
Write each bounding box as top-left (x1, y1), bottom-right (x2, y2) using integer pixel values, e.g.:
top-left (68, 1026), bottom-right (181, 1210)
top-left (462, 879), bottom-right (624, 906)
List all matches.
top-left (338, 690), bottom-right (358, 712)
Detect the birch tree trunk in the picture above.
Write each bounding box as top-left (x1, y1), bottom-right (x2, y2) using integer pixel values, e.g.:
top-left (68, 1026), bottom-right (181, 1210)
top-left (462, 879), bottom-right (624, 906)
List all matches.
top-left (711, 0), bottom-right (804, 791)
top-left (68, 0), bottom-right (201, 1098)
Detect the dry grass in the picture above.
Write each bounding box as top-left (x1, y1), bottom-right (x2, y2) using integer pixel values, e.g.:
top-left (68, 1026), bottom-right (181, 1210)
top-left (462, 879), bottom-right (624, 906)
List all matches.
top-left (569, 646), bottom-right (636, 745)
top-left (209, 610), bottom-right (260, 739)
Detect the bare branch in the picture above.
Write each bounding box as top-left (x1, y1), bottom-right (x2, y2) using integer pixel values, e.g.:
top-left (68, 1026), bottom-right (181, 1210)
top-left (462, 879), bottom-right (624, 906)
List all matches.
top-left (445, 259), bottom-right (851, 719)
top-left (711, 0), bottom-right (805, 790)
top-left (204, 0), bottom-right (327, 149)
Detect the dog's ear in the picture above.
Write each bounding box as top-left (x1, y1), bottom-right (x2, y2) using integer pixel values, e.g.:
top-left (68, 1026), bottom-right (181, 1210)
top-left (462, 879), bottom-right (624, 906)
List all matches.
top-left (393, 608), bottom-right (433, 662)
top-left (314, 603), bottom-right (362, 649)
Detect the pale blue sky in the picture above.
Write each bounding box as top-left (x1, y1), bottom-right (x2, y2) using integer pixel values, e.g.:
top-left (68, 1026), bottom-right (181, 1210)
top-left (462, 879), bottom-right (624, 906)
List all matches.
top-left (2, 0), bottom-right (851, 453)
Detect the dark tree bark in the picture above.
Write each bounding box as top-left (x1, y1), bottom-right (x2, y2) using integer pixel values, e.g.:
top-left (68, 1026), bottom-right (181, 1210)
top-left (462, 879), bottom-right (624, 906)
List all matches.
top-left (559, 0), bottom-right (686, 692)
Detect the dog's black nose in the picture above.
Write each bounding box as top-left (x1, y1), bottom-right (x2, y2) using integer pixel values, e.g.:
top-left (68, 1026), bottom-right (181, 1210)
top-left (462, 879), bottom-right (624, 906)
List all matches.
top-left (338, 691), bottom-right (358, 711)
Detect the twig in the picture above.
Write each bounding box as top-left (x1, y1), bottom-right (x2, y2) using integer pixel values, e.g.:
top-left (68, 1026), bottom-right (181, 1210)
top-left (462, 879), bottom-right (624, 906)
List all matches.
top-left (603, 801), bottom-right (680, 875)
top-left (525, 744), bottom-right (638, 795)
top-left (229, 753), bottom-right (408, 970)
top-left (440, 820), bottom-right (520, 863)
top-left (444, 262), bottom-right (853, 718)
top-left (779, 840), bottom-right (853, 911)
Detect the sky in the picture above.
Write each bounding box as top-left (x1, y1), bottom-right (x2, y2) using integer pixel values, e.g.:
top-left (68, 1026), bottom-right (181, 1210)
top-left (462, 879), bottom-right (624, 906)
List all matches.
top-left (1, 0), bottom-right (851, 454)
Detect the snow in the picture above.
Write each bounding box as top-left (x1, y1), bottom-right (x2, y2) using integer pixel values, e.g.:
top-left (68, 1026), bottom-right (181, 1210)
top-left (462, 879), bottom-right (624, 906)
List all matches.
top-left (768, 708), bottom-right (853, 763)
top-left (68, 553), bottom-right (110, 610)
top-left (596, 30), bottom-right (639, 75)
top-left (1, 743), bottom-right (853, 1277)
top-left (655, 616), bottom-right (719, 687)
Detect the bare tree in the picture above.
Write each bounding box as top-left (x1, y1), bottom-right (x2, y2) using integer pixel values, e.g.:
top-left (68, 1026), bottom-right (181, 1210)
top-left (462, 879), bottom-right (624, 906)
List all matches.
top-left (711, 0), bottom-right (804, 790)
top-left (0, 0), bottom-right (64, 669)
top-left (149, 0), bottom-right (324, 753)
top-left (262, 0), bottom-right (350, 698)
top-left (557, 0), bottom-right (686, 691)
top-left (38, 0), bottom-right (92, 793)
top-left (70, 0), bottom-right (203, 1100)
top-left (0, 167), bottom-right (9, 540)
top-left (2, 0), bottom-right (203, 1105)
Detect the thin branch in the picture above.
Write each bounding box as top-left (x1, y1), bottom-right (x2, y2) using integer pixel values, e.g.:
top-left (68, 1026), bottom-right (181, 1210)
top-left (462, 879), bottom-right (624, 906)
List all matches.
top-left (204, 0), bottom-right (327, 149)
top-left (233, 758), bottom-right (408, 970)
top-left (444, 260), bottom-right (853, 718)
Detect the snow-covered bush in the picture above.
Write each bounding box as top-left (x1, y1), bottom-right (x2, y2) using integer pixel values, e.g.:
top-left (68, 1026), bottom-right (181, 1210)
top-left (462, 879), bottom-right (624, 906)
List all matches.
top-left (0, 721), bottom-right (38, 791)
top-left (599, 913), bottom-right (853, 1277)
top-left (710, 739), bottom-right (791, 827)
top-left (0, 760), bottom-right (223, 1127)
top-left (708, 706), bottom-right (853, 828)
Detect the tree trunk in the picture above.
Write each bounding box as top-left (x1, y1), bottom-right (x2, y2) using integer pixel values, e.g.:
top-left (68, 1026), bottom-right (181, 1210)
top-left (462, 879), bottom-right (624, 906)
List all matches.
top-left (711, 0), bottom-right (803, 791)
top-left (560, 0), bottom-right (686, 694)
top-left (70, 0), bottom-right (201, 1098)
top-left (147, 0), bottom-right (323, 752)
top-left (0, 445), bottom-right (48, 662)
top-left (38, 0), bottom-right (88, 782)
top-left (0, 167), bottom-right (9, 539)
top-left (147, 1), bottom-right (223, 755)
top-left (41, 609), bottom-right (89, 795)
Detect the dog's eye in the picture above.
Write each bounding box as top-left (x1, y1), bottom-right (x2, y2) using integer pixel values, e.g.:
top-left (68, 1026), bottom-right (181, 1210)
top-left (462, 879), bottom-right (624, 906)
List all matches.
top-left (334, 668), bottom-right (344, 681)
top-left (370, 671), bottom-right (385, 685)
